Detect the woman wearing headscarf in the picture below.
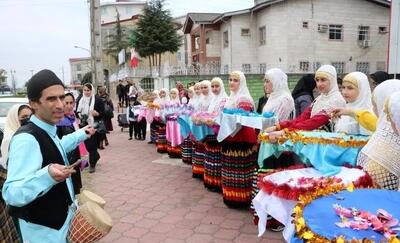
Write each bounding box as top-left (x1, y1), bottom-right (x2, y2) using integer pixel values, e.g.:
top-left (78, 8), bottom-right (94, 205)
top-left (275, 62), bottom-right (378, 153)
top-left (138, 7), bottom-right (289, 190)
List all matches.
top-left (148, 90), bottom-right (160, 144)
top-left (97, 86), bottom-right (114, 149)
top-left (190, 82), bottom-right (202, 111)
top-left (266, 65), bottom-right (346, 138)
top-left (332, 79), bottom-right (400, 132)
top-left (153, 88), bottom-right (170, 153)
top-left (334, 72), bottom-right (372, 135)
top-left (0, 104), bottom-right (32, 243)
top-left (291, 74), bottom-right (316, 117)
top-left (220, 71), bottom-right (257, 208)
top-left (358, 92), bottom-right (400, 190)
top-left (198, 80), bottom-right (213, 111)
top-left (169, 88), bottom-right (181, 105)
top-left (370, 71), bottom-right (390, 88)
top-left (56, 93), bottom-right (83, 195)
top-left (262, 68), bottom-right (295, 121)
top-left (76, 83), bottom-right (105, 173)
top-left (207, 77), bottom-right (228, 114)
top-left (201, 77), bottom-right (227, 191)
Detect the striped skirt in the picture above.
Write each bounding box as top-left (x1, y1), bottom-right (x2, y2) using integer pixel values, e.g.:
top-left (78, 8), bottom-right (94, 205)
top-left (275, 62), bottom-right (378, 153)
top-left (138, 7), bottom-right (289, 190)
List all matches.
top-left (192, 141), bottom-right (205, 179)
top-left (150, 120), bottom-right (159, 144)
top-left (221, 142), bottom-right (257, 208)
top-left (167, 141), bottom-right (182, 158)
top-left (156, 124), bottom-right (167, 153)
top-left (0, 167), bottom-right (21, 243)
top-left (181, 137), bottom-right (193, 164)
top-left (203, 135), bottom-right (222, 191)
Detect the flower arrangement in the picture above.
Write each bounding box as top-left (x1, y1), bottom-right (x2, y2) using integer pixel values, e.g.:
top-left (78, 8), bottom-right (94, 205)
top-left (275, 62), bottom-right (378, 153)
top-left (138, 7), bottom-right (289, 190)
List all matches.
top-left (259, 130), bottom-right (369, 148)
top-left (292, 184), bottom-right (400, 243)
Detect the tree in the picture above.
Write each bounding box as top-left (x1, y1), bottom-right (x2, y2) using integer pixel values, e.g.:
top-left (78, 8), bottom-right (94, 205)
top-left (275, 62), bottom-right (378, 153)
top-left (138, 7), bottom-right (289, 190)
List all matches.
top-left (132, 0), bottom-right (182, 76)
top-left (105, 10), bottom-right (131, 63)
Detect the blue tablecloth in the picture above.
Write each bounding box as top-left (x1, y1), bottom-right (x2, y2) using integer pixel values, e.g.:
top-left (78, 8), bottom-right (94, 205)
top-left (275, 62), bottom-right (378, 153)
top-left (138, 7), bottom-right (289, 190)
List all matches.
top-left (258, 131), bottom-right (369, 176)
top-left (178, 114), bottom-right (214, 142)
top-left (291, 189), bottom-right (400, 242)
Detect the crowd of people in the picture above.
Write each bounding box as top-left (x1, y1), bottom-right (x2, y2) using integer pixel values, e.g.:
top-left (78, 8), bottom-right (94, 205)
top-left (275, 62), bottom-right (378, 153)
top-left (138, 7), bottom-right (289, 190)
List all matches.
top-left (0, 65), bottom-right (399, 242)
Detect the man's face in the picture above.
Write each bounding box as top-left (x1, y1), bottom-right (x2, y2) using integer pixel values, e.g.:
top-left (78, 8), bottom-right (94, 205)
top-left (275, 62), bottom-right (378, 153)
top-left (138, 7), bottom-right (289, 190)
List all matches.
top-left (30, 85), bottom-right (65, 125)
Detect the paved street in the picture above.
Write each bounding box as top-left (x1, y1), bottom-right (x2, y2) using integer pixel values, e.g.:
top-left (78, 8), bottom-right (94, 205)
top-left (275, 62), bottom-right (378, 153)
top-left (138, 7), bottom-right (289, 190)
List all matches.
top-left (82, 125), bottom-right (284, 243)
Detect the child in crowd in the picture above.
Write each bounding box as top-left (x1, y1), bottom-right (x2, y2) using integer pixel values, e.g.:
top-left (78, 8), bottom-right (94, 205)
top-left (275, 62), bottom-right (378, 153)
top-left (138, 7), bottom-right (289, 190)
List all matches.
top-left (127, 97), bottom-right (137, 140)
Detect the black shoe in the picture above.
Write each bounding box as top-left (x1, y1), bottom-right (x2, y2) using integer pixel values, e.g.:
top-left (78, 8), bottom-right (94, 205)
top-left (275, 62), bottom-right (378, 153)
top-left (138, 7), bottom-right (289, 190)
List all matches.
top-left (128, 137), bottom-right (133, 140)
top-left (141, 137), bottom-right (146, 141)
top-left (89, 167), bottom-right (96, 173)
top-left (147, 141), bottom-right (154, 144)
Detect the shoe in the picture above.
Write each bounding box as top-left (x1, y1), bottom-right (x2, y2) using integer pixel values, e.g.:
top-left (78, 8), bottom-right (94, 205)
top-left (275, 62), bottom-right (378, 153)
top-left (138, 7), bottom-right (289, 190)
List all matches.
top-left (99, 145), bottom-right (105, 150)
top-left (105, 141), bottom-right (109, 146)
top-left (267, 218), bottom-right (285, 232)
top-left (147, 141), bottom-right (154, 144)
top-left (89, 167), bottom-right (96, 173)
top-left (128, 137), bottom-right (133, 140)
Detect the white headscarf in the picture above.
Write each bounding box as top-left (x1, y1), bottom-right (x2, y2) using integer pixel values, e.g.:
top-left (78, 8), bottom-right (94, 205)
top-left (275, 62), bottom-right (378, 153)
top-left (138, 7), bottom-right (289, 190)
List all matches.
top-left (224, 71), bottom-right (254, 109)
top-left (387, 92), bottom-right (400, 132)
top-left (311, 65), bottom-right (346, 117)
top-left (169, 88), bottom-right (181, 105)
top-left (189, 83), bottom-right (202, 111)
top-left (154, 88), bottom-right (170, 106)
top-left (1, 104), bottom-right (27, 168)
top-left (77, 83), bottom-right (96, 126)
top-left (262, 68), bottom-right (295, 121)
top-left (199, 80), bottom-right (213, 111)
top-left (207, 77), bottom-right (227, 114)
top-left (335, 72), bottom-right (372, 135)
top-left (372, 79), bottom-right (400, 117)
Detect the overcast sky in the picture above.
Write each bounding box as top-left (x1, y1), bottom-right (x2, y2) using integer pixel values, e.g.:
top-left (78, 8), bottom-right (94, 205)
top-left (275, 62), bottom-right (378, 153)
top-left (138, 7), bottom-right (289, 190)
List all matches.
top-left (0, 0), bottom-right (253, 87)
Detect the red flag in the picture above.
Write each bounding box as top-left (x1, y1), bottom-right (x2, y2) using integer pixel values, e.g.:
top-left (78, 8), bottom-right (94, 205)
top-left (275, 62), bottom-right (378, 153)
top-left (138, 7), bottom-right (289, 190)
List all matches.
top-left (130, 48), bottom-right (139, 68)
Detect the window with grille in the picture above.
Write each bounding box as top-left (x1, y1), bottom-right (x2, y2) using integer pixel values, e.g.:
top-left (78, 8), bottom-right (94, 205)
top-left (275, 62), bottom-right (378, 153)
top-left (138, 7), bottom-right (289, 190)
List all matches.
top-left (259, 26), bottom-right (266, 45)
top-left (313, 62), bottom-right (321, 72)
top-left (376, 61), bottom-right (386, 71)
top-left (358, 26), bottom-right (369, 41)
top-left (259, 63), bottom-right (266, 74)
top-left (224, 65), bottom-right (229, 74)
top-left (356, 62), bottom-right (369, 74)
top-left (331, 62), bottom-right (345, 74)
top-left (140, 78), bottom-right (154, 92)
top-left (329, 25), bottom-right (343, 40)
top-left (242, 64), bottom-right (251, 73)
top-left (241, 28), bottom-right (250, 36)
top-left (223, 31), bottom-right (229, 48)
top-left (303, 21), bottom-right (308, 29)
top-left (299, 61), bottom-right (310, 72)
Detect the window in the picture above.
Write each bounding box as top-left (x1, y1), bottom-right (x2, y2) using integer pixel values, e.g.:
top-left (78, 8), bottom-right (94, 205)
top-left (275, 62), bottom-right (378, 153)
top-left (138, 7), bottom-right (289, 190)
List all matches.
top-left (299, 61), bottom-right (310, 72)
top-left (259, 63), bottom-right (266, 74)
top-left (376, 61), bottom-right (386, 71)
top-left (241, 28), bottom-right (250, 36)
top-left (358, 26), bottom-right (369, 41)
top-left (77, 73), bottom-right (82, 80)
top-left (329, 24), bottom-right (343, 40)
top-left (303, 21), bottom-right (308, 28)
top-left (379, 26), bottom-right (388, 34)
top-left (223, 31), bottom-right (229, 48)
top-left (76, 64), bottom-right (81, 71)
top-left (356, 62), bottom-right (369, 74)
top-left (224, 65), bottom-right (229, 74)
top-left (313, 62), bottom-right (321, 72)
top-left (242, 64), bottom-right (251, 73)
top-left (176, 52), bottom-right (182, 62)
top-left (206, 37), bottom-right (210, 44)
top-left (140, 78), bottom-right (154, 92)
top-left (331, 62), bottom-right (345, 74)
top-left (259, 26), bottom-right (266, 45)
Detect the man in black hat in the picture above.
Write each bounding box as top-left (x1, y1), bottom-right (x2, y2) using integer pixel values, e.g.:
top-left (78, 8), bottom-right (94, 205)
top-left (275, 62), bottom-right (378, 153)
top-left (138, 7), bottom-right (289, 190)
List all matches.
top-left (2, 69), bottom-right (95, 243)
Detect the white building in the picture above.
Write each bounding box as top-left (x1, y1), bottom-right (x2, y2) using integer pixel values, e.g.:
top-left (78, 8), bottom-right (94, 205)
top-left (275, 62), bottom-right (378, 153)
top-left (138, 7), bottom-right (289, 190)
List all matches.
top-left (69, 57), bottom-right (91, 84)
top-left (183, 0), bottom-right (390, 74)
top-left (100, 0), bottom-right (146, 24)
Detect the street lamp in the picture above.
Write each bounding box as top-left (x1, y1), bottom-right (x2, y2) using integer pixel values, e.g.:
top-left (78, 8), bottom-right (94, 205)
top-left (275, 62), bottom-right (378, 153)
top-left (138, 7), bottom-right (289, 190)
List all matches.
top-left (74, 45), bottom-right (91, 53)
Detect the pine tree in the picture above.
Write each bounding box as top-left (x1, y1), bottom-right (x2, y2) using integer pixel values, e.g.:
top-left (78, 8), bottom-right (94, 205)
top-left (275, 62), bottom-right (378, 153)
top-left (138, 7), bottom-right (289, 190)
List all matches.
top-left (132, 0), bottom-right (182, 76)
top-left (105, 10), bottom-right (131, 63)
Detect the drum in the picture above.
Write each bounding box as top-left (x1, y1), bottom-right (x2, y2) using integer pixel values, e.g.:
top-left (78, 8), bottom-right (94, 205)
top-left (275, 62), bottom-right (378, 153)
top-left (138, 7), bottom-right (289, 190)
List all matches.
top-left (68, 201), bottom-right (113, 243)
top-left (78, 190), bottom-right (106, 208)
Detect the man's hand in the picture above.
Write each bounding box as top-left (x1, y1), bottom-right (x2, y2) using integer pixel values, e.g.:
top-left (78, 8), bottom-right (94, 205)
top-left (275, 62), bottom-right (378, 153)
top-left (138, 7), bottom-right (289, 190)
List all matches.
top-left (48, 163), bottom-right (75, 182)
top-left (83, 125), bottom-right (96, 137)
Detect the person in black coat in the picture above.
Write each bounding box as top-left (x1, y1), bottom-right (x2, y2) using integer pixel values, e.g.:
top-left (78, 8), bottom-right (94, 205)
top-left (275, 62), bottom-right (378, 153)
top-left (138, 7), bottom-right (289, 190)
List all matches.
top-left (57, 93), bottom-right (82, 194)
top-left (291, 74), bottom-right (316, 117)
top-left (257, 79), bottom-right (269, 114)
top-left (76, 83), bottom-right (105, 173)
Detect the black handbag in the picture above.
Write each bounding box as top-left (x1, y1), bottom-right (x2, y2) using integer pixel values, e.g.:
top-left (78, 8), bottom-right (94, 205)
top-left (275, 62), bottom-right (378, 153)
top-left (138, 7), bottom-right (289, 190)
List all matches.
top-left (94, 120), bottom-right (107, 134)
